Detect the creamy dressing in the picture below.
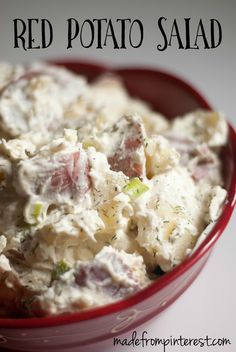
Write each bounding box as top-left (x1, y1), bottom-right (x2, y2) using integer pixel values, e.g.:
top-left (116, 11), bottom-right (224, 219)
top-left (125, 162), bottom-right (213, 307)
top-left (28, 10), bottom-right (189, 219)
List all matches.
top-left (0, 62), bottom-right (228, 317)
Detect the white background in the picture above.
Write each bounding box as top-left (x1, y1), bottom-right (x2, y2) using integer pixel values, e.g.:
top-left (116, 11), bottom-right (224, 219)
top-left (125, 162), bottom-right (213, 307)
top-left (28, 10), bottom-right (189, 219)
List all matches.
top-left (0, 0), bottom-right (235, 351)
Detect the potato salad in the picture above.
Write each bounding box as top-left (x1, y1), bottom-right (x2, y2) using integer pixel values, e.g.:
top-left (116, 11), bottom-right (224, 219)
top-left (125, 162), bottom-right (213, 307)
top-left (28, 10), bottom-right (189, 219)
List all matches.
top-left (0, 62), bottom-right (228, 317)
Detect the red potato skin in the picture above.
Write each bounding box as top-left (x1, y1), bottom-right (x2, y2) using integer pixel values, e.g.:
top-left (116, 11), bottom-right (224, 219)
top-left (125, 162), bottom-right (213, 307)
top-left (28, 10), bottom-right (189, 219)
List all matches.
top-left (192, 161), bottom-right (215, 181)
top-left (74, 251), bottom-right (140, 300)
top-left (18, 149), bottom-right (91, 202)
top-left (49, 151), bottom-right (91, 198)
top-left (108, 154), bottom-right (143, 179)
top-left (108, 117), bottom-right (145, 178)
top-left (51, 152), bottom-right (81, 190)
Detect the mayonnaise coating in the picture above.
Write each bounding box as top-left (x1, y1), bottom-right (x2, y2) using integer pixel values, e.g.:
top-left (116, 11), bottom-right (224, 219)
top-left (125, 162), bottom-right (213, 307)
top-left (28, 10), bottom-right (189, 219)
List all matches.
top-left (0, 62), bottom-right (228, 316)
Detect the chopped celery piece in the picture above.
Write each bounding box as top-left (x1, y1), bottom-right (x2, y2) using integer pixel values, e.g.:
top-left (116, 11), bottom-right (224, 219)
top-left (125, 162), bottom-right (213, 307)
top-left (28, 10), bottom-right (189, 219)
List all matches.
top-left (52, 260), bottom-right (70, 281)
top-left (33, 203), bottom-right (43, 220)
top-left (123, 178), bottom-right (149, 199)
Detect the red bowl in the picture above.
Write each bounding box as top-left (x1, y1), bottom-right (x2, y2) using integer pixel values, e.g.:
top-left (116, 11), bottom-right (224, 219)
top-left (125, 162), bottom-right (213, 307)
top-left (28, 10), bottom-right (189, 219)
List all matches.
top-left (0, 61), bottom-right (235, 352)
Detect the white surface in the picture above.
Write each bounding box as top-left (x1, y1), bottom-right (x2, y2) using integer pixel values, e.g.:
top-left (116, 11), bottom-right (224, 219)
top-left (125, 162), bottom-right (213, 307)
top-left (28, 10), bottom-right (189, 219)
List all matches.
top-left (0, 0), bottom-right (235, 351)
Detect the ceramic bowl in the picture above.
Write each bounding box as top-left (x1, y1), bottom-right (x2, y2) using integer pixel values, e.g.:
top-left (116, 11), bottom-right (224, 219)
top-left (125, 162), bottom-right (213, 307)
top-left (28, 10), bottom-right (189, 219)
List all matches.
top-left (0, 61), bottom-right (235, 352)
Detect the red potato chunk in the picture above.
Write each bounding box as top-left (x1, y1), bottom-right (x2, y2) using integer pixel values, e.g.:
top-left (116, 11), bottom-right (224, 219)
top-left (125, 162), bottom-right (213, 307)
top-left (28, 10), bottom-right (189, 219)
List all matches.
top-left (75, 262), bottom-right (138, 299)
top-left (0, 73), bottom-right (62, 137)
top-left (74, 247), bottom-right (147, 300)
top-left (107, 115), bottom-right (146, 178)
top-left (188, 144), bottom-right (219, 182)
top-left (192, 162), bottom-right (214, 181)
top-left (50, 152), bottom-right (89, 194)
top-left (75, 263), bottom-right (136, 298)
top-left (16, 148), bottom-right (90, 203)
top-left (166, 136), bottom-right (220, 182)
top-left (164, 135), bottom-right (198, 166)
top-left (0, 63), bottom-right (86, 138)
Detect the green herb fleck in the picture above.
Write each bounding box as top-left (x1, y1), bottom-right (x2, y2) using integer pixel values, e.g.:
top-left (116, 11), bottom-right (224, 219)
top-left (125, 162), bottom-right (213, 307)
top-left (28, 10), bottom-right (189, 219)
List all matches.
top-left (174, 205), bottom-right (183, 214)
top-left (52, 260), bottom-right (70, 281)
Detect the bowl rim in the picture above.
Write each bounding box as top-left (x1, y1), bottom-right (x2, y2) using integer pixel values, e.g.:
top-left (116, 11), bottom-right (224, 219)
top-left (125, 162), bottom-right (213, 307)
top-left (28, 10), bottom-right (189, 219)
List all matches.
top-left (0, 60), bottom-right (235, 329)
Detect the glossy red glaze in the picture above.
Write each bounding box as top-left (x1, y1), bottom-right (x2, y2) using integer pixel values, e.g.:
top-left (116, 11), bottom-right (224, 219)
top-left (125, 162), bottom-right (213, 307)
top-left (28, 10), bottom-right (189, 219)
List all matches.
top-left (0, 61), bottom-right (235, 352)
